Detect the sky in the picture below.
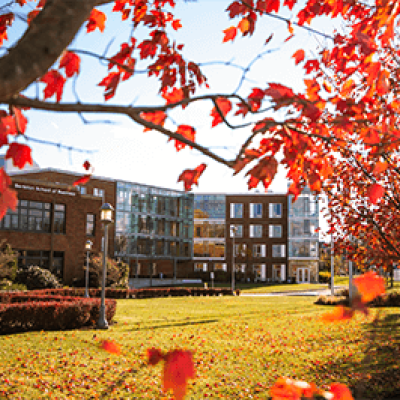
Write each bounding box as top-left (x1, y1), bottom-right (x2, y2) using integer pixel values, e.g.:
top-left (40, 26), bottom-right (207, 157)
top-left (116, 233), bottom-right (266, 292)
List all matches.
top-left (2, 0), bottom-right (336, 200)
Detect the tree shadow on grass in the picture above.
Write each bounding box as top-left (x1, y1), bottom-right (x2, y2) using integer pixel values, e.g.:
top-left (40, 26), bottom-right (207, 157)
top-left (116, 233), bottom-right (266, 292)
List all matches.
top-left (131, 318), bottom-right (220, 331)
top-left (311, 312), bottom-right (400, 400)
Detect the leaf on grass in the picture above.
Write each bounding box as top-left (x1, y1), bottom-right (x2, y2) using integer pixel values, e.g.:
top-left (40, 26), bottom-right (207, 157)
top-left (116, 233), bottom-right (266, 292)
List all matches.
top-left (147, 348), bottom-right (164, 365)
top-left (270, 377), bottom-right (302, 400)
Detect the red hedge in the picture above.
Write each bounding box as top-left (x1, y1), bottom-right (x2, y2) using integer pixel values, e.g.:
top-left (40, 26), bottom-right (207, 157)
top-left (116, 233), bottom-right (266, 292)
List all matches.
top-left (0, 297), bottom-right (117, 334)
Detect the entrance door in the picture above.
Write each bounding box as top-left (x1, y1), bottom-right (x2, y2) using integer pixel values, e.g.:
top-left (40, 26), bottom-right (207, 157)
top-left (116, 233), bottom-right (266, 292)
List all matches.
top-left (297, 268), bottom-right (310, 283)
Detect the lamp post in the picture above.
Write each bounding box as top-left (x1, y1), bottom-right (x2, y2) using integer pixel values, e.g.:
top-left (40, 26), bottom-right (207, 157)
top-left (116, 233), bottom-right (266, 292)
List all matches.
top-left (84, 239), bottom-right (92, 298)
top-left (231, 225), bottom-right (237, 293)
top-left (97, 203), bottom-right (114, 330)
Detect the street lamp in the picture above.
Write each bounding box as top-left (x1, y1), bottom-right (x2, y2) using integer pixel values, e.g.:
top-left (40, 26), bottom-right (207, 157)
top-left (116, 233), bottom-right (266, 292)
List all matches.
top-left (97, 203), bottom-right (114, 329)
top-left (231, 225), bottom-right (237, 293)
top-left (84, 239), bottom-right (92, 298)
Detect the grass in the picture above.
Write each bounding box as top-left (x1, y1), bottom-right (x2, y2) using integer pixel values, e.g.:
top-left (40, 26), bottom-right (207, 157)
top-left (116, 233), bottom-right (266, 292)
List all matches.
top-left (334, 276), bottom-right (400, 292)
top-left (1, 296), bottom-right (399, 399)
top-left (174, 282), bottom-right (328, 293)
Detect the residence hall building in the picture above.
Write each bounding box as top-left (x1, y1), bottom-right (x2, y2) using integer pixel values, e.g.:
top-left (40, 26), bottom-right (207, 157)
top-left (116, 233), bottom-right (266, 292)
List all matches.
top-left (2, 168), bottom-right (194, 284)
top-left (194, 191), bottom-right (320, 283)
top-left (193, 193), bottom-right (289, 282)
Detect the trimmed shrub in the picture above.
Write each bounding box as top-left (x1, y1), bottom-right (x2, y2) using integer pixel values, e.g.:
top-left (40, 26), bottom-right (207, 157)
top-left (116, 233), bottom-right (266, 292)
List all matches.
top-left (315, 290), bottom-right (400, 307)
top-left (16, 266), bottom-right (61, 290)
top-left (0, 296), bottom-right (117, 334)
top-left (319, 271), bottom-right (331, 283)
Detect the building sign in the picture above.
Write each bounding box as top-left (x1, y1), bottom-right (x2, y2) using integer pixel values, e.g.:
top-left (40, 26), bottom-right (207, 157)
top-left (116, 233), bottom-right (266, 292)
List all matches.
top-left (14, 183), bottom-right (76, 196)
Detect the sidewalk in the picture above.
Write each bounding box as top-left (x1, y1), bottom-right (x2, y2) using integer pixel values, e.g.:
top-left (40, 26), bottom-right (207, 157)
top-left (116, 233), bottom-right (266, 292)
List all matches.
top-left (240, 286), bottom-right (347, 297)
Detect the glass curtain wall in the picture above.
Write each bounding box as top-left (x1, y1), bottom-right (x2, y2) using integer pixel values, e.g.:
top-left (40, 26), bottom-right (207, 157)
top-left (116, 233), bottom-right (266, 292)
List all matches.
top-left (193, 195), bottom-right (226, 264)
top-left (115, 181), bottom-right (193, 260)
top-left (288, 188), bottom-right (319, 258)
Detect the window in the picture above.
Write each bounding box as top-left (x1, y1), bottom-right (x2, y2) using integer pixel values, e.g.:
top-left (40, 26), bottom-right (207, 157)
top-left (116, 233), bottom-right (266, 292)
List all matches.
top-left (250, 225), bottom-right (262, 238)
top-left (230, 203), bottom-right (243, 218)
top-left (269, 225), bottom-right (282, 238)
top-left (234, 243), bottom-right (247, 257)
top-left (269, 203), bottom-right (282, 218)
top-left (253, 244), bottom-right (266, 257)
top-left (86, 213), bottom-right (95, 236)
top-left (194, 262), bottom-right (208, 272)
top-left (17, 250), bottom-right (64, 279)
top-left (272, 244), bottom-right (286, 258)
top-left (54, 204), bottom-right (66, 234)
top-left (77, 186), bottom-right (86, 195)
top-left (230, 225), bottom-right (243, 237)
top-left (93, 188), bottom-right (104, 198)
top-left (214, 263), bottom-right (227, 271)
top-left (250, 203), bottom-right (262, 218)
top-left (0, 200), bottom-right (53, 233)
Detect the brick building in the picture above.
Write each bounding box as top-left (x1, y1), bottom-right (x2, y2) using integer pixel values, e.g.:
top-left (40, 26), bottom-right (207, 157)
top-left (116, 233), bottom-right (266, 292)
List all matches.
top-left (193, 193), bottom-right (289, 282)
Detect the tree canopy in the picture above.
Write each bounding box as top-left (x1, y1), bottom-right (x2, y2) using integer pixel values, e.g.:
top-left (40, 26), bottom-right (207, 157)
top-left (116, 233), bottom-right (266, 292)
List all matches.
top-left (1, 0), bottom-right (400, 268)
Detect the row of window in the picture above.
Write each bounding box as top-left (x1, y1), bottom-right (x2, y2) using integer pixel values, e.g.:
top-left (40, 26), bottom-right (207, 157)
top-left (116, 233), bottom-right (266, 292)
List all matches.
top-left (193, 242), bottom-right (286, 258)
top-left (115, 235), bottom-right (192, 257)
top-left (17, 249), bottom-right (64, 279)
top-left (230, 224), bottom-right (282, 238)
top-left (230, 203), bottom-right (283, 219)
top-left (194, 263), bottom-right (286, 282)
top-left (116, 213), bottom-right (192, 238)
top-left (0, 200), bottom-right (66, 234)
top-left (77, 186), bottom-right (105, 198)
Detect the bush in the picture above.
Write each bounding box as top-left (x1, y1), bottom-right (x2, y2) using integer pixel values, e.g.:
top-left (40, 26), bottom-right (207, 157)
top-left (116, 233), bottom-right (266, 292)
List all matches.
top-left (319, 271), bottom-right (331, 283)
top-left (0, 295), bottom-right (117, 333)
top-left (85, 254), bottom-right (125, 288)
top-left (16, 266), bottom-right (61, 290)
top-left (0, 240), bottom-right (18, 283)
top-left (315, 290), bottom-right (400, 307)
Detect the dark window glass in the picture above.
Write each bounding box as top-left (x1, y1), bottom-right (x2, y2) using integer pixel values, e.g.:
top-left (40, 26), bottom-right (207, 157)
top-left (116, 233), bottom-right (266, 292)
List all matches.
top-left (86, 213), bottom-right (95, 236)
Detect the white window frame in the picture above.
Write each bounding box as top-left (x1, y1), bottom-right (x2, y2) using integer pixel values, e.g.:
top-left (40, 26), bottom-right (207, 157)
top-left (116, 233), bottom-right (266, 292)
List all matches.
top-left (250, 225), bottom-right (263, 238)
top-left (269, 203), bottom-right (282, 218)
top-left (230, 224), bottom-right (243, 237)
top-left (272, 244), bottom-right (286, 258)
top-left (250, 203), bottom-right (262, 218)
top-left (269, 225), bottom-right (282, 238)
top-left (230, 203), bottom-right (243, 218)
top-left (253, 244), bottom-right (266, 258)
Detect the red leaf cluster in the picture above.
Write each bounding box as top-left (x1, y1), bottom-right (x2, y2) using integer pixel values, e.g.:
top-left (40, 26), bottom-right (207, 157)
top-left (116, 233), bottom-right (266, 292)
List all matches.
top-left (86, 9), bottom-right (106, 33)
top-left (147, 348), bottom-right (195, 400)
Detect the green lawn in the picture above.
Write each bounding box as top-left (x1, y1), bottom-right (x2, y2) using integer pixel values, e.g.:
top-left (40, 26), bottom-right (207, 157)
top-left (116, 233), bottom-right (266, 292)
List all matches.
top-left (1, 296), bottom-right (399, 399)
top-left (174, 282), bottom-right (328, 293)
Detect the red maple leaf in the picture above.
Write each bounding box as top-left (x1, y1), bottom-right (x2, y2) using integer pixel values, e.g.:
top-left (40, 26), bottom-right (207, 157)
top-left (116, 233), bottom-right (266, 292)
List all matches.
top-left (246, 156), bottom-right (278, 190)
top-left (172, 19), bottom-right (182, 30)
top-left (40, 69), bottom-right (66, 102)
top-left (147, 348), bottom-right (164, 365)
top-left (210, 98), bottom-right (232, 127)
top-left (161, 87), bottom-right (185, 107)
top-left (170, 125), bottom-right (196, 151)
top-left (321, 306), bottom-right (355, 323)
top-left (163, 350), bottom-right (195, 400)
top-left (353, 271), bottom-right (385, 304)
top-left (270, 377), bottom-right (302, 400)
top-left (100, 340), bottom-right (121, 355)
top-left (83, 160), bottom-right (91, 171)
top-left (59, 51), bottom-right (81, 77)
top-left (223, 26), bottom-right (237, 42)
top-left (98, 72), bottom-right (121, 101)
top-left (0, 168), bottom-right (11, 194)
top-left (330, 383), bottom-right (354, 400)
top-left (72, 174), bottom-right (91, 187)
top-left (0, 187), bottom-right (18, 220)
top-left (12, 108), bottom-right (27, 134)
top-left (5, 143), bottom-right (33, 169)
top-left (140, 111), bottom-right (167, 132)
top-left (0, 13), bottom-right (14, 46)
top-left (292, 49), bottom-right (305, 65)
top-left (86, 9), bottom-right (106, 33)
top-left (178, 164), bottom-right (207, 191)
top-left (366, 183), bottom-right (384, 204)
top-left (265, 83), bottom-right (295, 101)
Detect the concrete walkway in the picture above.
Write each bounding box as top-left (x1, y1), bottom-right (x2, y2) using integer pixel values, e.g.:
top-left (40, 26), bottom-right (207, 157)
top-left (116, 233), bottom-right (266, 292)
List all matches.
top-left (240, 287), bottom-right (345, 297)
